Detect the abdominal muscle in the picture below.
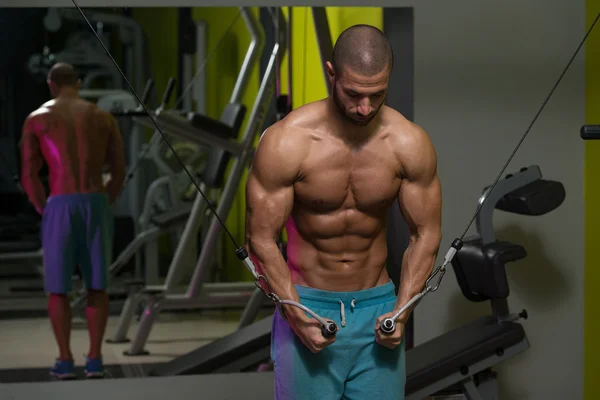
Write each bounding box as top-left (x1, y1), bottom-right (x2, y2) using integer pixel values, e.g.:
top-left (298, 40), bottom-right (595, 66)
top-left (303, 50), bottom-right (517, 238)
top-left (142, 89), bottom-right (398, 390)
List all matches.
top-left (285, 208), bottom-right (392, 292)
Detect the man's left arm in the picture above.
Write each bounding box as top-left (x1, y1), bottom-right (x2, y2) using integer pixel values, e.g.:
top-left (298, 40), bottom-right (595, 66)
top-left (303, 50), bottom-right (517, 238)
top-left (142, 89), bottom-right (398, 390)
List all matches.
top-left (375, 124), bottom-right (442, 348)
top-left (394, 130), bottom-right (442, 322)
top-left (20, 117), bottom-right (46, 214)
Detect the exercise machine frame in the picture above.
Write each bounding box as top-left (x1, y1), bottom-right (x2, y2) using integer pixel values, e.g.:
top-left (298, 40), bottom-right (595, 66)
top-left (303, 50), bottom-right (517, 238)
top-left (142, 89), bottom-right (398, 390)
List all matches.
top-left (104, 8), bottom-right (287, 354)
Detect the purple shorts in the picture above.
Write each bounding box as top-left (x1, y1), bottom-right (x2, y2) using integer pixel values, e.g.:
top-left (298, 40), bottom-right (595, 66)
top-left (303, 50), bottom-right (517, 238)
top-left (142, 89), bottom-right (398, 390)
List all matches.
top-left (41, 193), bottom-right (113, 294)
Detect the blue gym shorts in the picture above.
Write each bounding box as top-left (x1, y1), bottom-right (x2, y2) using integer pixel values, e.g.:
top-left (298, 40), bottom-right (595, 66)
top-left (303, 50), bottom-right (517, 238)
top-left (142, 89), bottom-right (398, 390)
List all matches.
top-left (41, 193), bottom-right (113, 294)
top-left (271, 280), bottom-right (406, 400)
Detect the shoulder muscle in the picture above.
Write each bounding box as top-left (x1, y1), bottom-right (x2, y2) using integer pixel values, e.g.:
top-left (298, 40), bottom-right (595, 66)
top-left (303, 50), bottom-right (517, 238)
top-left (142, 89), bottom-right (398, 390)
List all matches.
top-left (392, 121), bottom-right (437, 184)
top-left (250, 121), bottom-right (309, 190)
top-left (22, 112), bottom-right (43, 135)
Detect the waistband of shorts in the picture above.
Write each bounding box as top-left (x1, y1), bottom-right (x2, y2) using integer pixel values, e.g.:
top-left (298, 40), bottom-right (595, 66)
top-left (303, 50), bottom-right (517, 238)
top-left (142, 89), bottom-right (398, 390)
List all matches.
top-left (47, 192), bottom-right (109, 204)
top-left (294, 280), bottom-right (396, 310)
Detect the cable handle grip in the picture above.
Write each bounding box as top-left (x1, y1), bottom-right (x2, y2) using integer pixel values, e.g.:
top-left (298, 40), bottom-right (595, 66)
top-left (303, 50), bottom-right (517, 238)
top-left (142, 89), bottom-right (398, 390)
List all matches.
top-left (236, 248), bottom-right (338, 338)
top-left (279, 299), bottom-right (339, 338)
top-left (140, 79), bottom-right (154, 105)
top-left (321, 322), bottom-right (338, 337)
top-left (160, 77), bottom-right (177, 109)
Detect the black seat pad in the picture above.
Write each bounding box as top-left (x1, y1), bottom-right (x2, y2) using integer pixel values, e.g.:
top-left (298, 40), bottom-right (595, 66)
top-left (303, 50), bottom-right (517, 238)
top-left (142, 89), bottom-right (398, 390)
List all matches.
top-left (405, 316), bottom-right (525, 394)
top-left (143, 287), bottom-right (166, 296)
top-left (457, 240), bottom-right (527, 268)
top-left (150, 203), bottom-right (194, 229)
top-left (148, 315), bottom-right (273, 376)
top-left (0, 240), bottom-right (41, 253)
top-left (187, 113), bottom-right (235, 140)
top-left (453, 240), bottom-right (526, 301)
top-left (124, 279), bottom-right (145, 288)
top-left (0, 214), bottom-right (40, 226)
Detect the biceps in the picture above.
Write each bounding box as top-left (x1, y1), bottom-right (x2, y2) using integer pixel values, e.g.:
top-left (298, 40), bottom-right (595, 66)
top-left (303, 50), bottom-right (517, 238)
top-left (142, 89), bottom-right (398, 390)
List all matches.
top-left (398, 175), bottom-right (442, 236)
top-left (246, 174), bottom-right (294, 243)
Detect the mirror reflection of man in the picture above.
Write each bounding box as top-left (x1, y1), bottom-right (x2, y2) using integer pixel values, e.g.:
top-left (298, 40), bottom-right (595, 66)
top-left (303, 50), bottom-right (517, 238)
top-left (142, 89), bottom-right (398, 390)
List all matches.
top-left (20, 62), bottom-right (126, 380)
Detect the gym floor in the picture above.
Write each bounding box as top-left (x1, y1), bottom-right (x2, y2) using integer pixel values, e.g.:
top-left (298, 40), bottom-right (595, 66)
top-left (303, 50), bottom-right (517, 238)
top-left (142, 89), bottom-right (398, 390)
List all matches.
top-left (0, 312), bottom-right (239, 370)
top-left (0, 275), bottom-right (266, 383)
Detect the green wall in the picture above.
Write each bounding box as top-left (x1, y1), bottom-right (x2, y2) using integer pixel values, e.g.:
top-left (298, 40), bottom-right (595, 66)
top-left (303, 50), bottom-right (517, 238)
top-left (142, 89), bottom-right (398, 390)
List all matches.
top-left (132, 7), bottom-right (260, 282)
top-left (281, 7), bottom-right (383, 108)
top-left (191, 7), bottom-right (261, 281)
top-left (132, 8), bottom-right (179, 109)
top-left (131, 8), bottom-right (180, 258)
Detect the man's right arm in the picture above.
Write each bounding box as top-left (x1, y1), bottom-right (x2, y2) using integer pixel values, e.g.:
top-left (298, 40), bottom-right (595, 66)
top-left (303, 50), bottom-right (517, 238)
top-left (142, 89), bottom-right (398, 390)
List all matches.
top-left (103, 111), bottom-right (126, 204)
top-left (245, 125), bottom-right (305, 321)
top-left (20, 116), bottom-right (46, 214)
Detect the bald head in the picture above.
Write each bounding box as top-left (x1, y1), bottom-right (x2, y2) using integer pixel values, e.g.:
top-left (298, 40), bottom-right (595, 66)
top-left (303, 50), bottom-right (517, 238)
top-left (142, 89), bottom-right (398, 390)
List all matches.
top-left (47, 63), bottom-right (79, 88)
top-left (332, 24), bottom-right (393, 77)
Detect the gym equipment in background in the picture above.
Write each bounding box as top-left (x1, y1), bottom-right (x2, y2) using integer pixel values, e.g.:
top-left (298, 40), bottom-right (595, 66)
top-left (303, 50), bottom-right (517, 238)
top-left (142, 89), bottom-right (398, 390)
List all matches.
top-left (34, 7), bottom-right (149, 94)
top-left (27, 7), bottom-right (152, 230)
top-left (103, 8), bottom-right (286, 356)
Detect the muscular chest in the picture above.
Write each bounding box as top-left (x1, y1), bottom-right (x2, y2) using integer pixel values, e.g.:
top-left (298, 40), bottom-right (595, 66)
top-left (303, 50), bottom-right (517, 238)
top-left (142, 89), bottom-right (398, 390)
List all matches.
top-left (295, 140), bottom-right (401, 212)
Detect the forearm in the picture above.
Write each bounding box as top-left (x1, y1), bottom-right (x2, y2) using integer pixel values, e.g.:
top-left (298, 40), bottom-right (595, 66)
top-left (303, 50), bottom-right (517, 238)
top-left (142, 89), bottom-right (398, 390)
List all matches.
top-left (21, 173), bottom-right (46, 214)
top-left (248, 237), bottom-right (303, 319)
top-left (105, 173), bottom-right (125, 203)
top-left (395, 230), bottom-right (441, 324)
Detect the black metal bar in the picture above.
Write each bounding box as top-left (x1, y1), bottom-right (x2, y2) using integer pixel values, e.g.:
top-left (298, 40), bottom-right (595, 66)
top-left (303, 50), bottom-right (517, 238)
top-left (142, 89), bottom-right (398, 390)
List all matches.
top-left (311, 7), bottom-right (333, 96)
top-left (384, 7), bottom-right (415, 350)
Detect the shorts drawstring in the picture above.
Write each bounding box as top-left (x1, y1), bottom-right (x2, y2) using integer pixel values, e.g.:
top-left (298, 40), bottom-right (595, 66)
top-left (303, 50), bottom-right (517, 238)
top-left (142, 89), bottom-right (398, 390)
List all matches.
top-left (339, 298), bottom-right (357, 328)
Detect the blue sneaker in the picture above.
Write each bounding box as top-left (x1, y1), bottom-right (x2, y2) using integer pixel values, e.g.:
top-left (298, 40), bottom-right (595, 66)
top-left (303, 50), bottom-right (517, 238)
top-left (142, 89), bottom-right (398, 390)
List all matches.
top-left (84, 357), bottom-right (104, 379)
top-left (50, 359), bottom-right (76, 380)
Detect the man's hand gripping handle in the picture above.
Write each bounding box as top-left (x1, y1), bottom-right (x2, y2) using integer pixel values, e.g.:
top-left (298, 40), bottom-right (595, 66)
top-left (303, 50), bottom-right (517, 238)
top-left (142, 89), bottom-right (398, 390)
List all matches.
top-left (380, 239), bottom-right (463, 334)
top-left (235, 248), bottom-right (338, 337)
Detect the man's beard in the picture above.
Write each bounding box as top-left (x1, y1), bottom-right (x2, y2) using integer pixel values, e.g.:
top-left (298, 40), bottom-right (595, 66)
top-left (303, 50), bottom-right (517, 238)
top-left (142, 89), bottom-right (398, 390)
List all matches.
top-left (332, 83), bottom-right (383, 126)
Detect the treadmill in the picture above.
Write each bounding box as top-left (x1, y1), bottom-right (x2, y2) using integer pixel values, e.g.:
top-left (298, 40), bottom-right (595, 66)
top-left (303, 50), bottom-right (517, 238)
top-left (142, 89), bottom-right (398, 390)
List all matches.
top-left (148, 164), bottom-right (566, 399)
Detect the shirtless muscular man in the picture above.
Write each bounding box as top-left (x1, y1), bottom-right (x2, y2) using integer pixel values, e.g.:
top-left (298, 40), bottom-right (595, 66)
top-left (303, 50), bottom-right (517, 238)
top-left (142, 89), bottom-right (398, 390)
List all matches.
top-left (20, 63), bottom-right (126, 379)
top-left (245, 25), bottom-right (443, 399)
